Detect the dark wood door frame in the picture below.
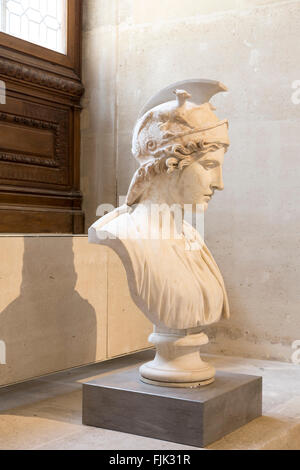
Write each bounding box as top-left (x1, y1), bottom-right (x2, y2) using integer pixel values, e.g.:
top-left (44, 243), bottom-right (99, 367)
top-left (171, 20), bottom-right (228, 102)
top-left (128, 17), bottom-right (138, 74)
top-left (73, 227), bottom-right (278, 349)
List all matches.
top-left (0, 0), bottom-right (84, 233)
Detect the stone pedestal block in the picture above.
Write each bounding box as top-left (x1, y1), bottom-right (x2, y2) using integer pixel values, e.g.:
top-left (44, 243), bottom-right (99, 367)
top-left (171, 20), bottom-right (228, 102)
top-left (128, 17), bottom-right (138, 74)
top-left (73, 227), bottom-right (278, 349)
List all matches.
top-left (82, 367), bottom-right (262, 447)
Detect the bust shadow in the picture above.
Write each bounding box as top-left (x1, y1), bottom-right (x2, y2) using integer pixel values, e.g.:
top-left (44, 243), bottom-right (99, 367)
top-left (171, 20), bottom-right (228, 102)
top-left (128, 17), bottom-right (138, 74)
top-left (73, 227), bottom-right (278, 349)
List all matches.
top-left (0, 236), bottom-right (97, 386)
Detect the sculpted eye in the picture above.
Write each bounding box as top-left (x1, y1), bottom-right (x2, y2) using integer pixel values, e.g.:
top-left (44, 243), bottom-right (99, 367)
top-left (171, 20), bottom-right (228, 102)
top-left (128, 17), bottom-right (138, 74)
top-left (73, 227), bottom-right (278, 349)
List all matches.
top-left (199, 160), bottom-right (219, 170)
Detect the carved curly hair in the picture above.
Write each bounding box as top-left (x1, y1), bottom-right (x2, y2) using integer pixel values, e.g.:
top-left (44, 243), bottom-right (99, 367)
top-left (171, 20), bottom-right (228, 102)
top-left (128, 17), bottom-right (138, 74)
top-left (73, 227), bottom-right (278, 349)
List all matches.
top-left (126, 140), bottom-right (225, 206)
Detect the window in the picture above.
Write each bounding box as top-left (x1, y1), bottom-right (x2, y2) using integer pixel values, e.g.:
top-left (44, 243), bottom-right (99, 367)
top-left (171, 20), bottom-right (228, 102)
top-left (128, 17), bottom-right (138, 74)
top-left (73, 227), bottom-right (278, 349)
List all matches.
top-left (0, 0), bottom-right (67, 54)
top-left (0, 0), bottom-right (81, 73)
top-left (0, 0), bottom-right (67, 53)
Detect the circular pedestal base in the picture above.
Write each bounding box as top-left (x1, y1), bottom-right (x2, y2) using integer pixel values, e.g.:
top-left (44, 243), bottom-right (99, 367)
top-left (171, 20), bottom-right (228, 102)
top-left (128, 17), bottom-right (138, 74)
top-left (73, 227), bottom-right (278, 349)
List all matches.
top-left (139, 360), bottom-right (215, 388)
top-left (140, 329), bottom-right (216, 388)
top-left (139, 375), bottom-right (215, 388)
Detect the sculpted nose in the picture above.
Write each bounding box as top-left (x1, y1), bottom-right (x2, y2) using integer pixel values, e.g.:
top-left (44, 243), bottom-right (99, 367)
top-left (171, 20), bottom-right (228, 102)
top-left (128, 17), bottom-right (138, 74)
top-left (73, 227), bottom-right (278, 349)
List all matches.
top-left (212, 167), bottom-right (224, 191)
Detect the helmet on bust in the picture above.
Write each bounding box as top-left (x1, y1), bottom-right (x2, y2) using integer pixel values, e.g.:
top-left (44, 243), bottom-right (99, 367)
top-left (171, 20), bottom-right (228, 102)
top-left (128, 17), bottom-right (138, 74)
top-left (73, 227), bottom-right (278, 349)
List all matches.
top-left (126, 79), bottom-right (230, 206)
top-left (132, 80), bottom-right (230, 164)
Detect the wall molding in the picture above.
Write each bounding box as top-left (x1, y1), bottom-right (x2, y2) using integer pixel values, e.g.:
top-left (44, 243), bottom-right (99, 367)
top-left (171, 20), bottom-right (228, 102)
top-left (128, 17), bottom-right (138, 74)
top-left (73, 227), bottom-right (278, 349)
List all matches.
top-left (0, 57), bottom-right (84, 97)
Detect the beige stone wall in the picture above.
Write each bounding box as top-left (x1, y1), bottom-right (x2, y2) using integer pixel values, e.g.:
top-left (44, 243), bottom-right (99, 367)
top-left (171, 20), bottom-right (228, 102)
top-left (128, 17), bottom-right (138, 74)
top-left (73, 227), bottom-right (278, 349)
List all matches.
top-left (0, 236), bottom-right (151, 386)
top-left (81, 0), bottom-right (300, 362)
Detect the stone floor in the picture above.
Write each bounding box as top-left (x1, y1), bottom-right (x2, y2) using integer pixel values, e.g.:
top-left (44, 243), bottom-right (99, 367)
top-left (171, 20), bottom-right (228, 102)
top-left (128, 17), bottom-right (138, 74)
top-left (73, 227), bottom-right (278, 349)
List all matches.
top-left (0, 350), bottom-right (299, 450)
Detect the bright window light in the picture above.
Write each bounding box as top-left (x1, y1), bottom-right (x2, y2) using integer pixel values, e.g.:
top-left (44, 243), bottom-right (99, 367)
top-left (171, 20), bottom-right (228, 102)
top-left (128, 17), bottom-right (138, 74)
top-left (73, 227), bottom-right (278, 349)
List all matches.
top-left (0, 0), bottom-right (67, 54)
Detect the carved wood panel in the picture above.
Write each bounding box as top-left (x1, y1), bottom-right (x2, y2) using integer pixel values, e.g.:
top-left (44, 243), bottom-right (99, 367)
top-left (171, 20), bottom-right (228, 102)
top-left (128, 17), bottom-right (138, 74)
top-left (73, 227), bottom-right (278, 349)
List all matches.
top-left (0, 98), bottom-right (69, 186)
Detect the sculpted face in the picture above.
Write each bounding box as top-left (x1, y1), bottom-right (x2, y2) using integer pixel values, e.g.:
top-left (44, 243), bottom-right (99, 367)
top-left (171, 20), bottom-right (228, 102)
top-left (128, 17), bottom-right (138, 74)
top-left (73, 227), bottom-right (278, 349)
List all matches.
top-left (178, 147), bottom-right (226, 210)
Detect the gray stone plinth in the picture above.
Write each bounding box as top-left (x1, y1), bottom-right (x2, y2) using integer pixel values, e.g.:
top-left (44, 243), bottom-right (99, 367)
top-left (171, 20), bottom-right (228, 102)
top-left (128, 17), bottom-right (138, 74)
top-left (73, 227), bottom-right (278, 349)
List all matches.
top-left (82, 367), bottom-right (262, 447)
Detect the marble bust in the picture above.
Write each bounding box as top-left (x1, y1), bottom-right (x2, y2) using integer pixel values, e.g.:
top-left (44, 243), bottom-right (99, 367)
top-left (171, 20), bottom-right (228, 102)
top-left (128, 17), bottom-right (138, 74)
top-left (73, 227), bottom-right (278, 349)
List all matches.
top-left (89, 79), bottom-right (230, 387)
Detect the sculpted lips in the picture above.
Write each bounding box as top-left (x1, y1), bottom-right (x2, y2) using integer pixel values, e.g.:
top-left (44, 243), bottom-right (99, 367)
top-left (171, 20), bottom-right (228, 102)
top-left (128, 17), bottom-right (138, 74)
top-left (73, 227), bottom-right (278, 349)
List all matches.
top-left (205, 190), bottom-right (215, 199)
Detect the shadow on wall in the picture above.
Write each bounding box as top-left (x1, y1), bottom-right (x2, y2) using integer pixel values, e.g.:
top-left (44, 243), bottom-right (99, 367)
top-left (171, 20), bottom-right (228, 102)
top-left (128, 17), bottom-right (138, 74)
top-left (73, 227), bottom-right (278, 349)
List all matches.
top-left (0, 237), bottom-right (97, 386)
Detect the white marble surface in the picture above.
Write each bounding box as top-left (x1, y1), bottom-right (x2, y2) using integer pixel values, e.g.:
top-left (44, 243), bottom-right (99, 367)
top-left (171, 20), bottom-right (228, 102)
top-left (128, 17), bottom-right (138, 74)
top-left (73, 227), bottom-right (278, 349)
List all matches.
top-left (89, 81), bottom-right (231, 386)
top-left (89, 82), bottom-right (230, 331)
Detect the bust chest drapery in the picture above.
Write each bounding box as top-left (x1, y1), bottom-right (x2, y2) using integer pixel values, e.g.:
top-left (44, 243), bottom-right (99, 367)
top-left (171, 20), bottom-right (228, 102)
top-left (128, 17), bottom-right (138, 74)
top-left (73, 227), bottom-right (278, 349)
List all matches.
top-left (89, 204), bottom-right (229, 330)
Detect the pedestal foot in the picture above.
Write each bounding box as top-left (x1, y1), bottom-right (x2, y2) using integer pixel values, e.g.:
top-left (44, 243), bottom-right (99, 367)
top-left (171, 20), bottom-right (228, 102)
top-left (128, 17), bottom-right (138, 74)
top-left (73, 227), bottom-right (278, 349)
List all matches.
top-left (139, 327), bottom-right (215, 388)
top-left (139, 376), bottom-right (214, 388)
